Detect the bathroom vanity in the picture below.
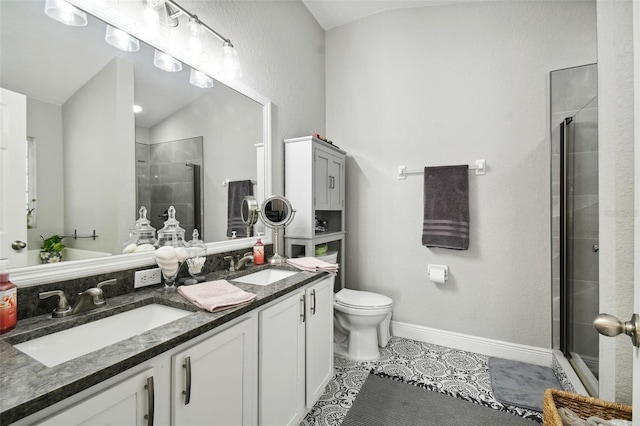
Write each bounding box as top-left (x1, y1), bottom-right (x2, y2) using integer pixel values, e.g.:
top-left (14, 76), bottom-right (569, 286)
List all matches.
top-left (0, 267), bottom-right (334, 426)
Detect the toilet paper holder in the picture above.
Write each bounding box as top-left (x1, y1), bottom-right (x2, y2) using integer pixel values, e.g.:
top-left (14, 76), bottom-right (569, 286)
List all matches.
top-left (427, 264), bottom-right (449, 282)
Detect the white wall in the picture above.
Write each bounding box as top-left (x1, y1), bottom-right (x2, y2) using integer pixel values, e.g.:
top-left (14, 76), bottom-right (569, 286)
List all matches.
top-left (26, 99), bottom-right (64, 249)
top-left (148, 85), bottom-right (262, 242)
top-left (596, 0), bottom-right (635, 405)
top-left (186, 0), bottom-right (326, 195)
top-left (326, 1), bottom-right (597, 348)
top-left (62, 57), bottom-right (136, 254)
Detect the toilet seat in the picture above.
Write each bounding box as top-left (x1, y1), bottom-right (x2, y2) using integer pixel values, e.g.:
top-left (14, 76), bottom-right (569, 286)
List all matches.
top-left (335, 289), bottom-right (393, 310)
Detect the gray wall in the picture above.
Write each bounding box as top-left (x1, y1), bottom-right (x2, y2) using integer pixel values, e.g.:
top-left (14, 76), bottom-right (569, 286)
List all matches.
top-left (325, 1), bottom-right (598, 349)
top-left (62, 57), bottom-right (136, 254)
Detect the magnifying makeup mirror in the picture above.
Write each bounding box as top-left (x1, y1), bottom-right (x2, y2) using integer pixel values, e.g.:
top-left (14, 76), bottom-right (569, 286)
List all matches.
top-left (241, 196), bottom-right (259, 237)
top-left (259, 195), bottom-right (295, 264)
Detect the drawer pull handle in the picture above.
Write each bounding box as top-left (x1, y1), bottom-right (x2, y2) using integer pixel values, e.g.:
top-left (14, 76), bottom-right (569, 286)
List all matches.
top-left (144, 376), bottom-right (155, 426)
top-left (311, 289), bottom-right (317, 315)
top-left (183, 356), bottom-right (192, 405)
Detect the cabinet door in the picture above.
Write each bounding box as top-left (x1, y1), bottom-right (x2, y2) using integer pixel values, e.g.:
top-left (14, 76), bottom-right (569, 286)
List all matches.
top-left (328, 155), bottom-right (344, 210)
top-left (305, 276), bottom-right (335, 408)
top-left (259, 291), bottom-right (305, 426)
top-left (172, 317), bottom-right (256, 426)
top-left (37, 369), bottom-right (155, 426)
top-left (314, 148), bottom-right (332, 210)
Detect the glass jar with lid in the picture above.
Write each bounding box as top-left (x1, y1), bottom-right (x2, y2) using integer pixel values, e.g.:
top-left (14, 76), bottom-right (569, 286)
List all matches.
top-left (156, 206), bottom-right (189, 249)
top-left (121, 206), bottom-right (157, 253)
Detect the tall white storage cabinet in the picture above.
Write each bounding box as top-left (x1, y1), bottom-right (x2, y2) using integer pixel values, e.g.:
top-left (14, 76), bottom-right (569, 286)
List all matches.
top-left (284, 136), bottom-right (346, 290)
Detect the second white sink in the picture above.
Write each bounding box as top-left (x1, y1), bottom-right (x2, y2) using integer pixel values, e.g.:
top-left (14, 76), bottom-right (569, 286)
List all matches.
top-left (231, 269), bottom-right (298, 286)
top-left (14, 304), bottom-right (191, 367)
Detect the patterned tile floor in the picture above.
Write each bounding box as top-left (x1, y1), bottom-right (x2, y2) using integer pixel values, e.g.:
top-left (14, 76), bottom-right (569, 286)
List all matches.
top-left (301, 336), bottom-right (543, 425)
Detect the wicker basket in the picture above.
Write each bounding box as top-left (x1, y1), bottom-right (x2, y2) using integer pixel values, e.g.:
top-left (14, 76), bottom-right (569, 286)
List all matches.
top-left (543, 389), bottom-right (632, 425)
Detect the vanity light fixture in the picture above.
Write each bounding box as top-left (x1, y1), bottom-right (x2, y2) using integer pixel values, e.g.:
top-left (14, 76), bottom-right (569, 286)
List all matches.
top-left (105, 25), bottom-right (140, 52)
top-left (189, 69), bottom-right (214, 89)
top-left (182, 17), bottom-right (209, 62)
top-left (164, 0), bottom-right (242, 80)
top-left (139, 0), bottom-right (170, 36)
top-left (44, 0), bottom-right (88, 26)
top-left (153, 50), bottom-right (182, 72)
top-left (133, 105), bottom-right (143, 113)
top-left (220, 40), bottom-right (242, 80)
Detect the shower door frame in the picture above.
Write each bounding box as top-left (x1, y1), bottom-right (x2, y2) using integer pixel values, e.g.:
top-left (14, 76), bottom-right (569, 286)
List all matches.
top-left (557, 108), bottom-right (599, 396)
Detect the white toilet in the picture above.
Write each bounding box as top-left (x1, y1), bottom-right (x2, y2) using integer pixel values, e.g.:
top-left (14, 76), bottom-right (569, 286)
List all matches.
top-left (316, 251), bottom-right (393, 361)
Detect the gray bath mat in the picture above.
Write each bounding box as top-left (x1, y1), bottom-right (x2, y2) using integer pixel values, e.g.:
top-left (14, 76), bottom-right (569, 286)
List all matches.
top-left (488, 357), bottom-right (562, 412)
top-left (342, 372), bottom-right (537, 425)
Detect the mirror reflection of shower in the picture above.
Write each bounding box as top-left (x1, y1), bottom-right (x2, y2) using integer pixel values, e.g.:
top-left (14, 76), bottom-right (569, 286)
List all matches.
top-left (550, 63), bottom-right (599, 396)
top-left (136, 136), bottom-right (204, 240)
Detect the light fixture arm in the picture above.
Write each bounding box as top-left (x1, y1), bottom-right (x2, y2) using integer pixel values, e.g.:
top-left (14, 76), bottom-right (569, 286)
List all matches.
top-left (164, 0), bottom-right (232, 45)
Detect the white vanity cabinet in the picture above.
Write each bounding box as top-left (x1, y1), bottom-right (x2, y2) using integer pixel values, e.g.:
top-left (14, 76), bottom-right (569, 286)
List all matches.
top-left (171, 316), bottom-right (257, 426)
top-left (35, 368), bottom-right (159, 426)
top-left (259, 276), bottom-right (334, 426)
top-left (26, 316), bottom-right (256, 426)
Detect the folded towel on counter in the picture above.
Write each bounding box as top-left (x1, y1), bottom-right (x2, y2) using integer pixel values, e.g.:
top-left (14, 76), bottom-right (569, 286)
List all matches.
top-left (286, 257), bottom-right (339, 274)
top-left (178, 280), bottom-right (256, 312)
top-left (227, 180), bottom-right (253, 238)
top-left (422, 165), bottom-right (470, 250)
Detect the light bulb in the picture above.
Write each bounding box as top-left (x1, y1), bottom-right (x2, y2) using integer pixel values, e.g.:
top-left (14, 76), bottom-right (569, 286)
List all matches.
top-left (154, 50), bottom-right (182, 72)
top-left (105, 26), bottom-right (140, 52)
top-left (45, 0), bottom-right (88, 26)
top-left (220, 41), bottom-right (242, 80)
top-left (189, 69), bottom-right (214, 89)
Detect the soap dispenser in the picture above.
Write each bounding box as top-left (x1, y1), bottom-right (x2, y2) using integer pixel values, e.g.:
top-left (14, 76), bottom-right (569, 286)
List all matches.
top-left (0, 258), bottom-right (17, 334)
top-left (253, 233), bottom-right (265, 265)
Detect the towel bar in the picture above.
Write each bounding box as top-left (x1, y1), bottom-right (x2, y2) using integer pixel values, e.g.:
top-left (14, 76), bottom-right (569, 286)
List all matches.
top-left (397, 159), bottom-right (486, 179)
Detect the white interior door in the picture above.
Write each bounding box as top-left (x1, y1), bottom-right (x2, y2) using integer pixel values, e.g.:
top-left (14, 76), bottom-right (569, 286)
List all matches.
top-left (0, 87), bottom-right (27, 267)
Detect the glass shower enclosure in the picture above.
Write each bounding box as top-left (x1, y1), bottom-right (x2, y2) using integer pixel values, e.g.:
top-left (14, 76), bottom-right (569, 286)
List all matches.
top-left (550, 64), bottom-right (599, 396)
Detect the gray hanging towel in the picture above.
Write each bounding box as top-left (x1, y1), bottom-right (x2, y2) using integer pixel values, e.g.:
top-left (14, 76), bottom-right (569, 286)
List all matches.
top-left (422, 165), bottom-right (469, 250)
top-left (227, 180), bottom-right (253, 237)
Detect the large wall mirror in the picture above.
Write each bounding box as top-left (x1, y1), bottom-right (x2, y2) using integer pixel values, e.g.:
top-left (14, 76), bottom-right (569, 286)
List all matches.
top-left (0, 0), bottom-right (272, 286)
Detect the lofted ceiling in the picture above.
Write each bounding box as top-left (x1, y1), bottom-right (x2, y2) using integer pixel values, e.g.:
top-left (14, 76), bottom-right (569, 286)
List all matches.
top-left (301, 0), bottom-right (460, 31)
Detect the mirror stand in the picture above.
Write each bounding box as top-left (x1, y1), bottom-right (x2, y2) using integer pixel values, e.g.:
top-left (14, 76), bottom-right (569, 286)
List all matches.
top-left (269, 227), bottom-right (287, 265)
top-left (258, 195), bottom-right (295, 264)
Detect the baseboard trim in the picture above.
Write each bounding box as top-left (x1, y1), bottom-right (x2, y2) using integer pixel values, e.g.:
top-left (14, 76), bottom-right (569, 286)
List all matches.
top-left (391, 320), bottom-right (553, 367)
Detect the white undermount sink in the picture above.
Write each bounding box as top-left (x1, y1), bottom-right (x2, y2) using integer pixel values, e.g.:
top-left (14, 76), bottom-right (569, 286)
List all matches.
top-left (231, 269), bottom-right (298, 286)
top-left (13, 304), bottom-right (191, 367)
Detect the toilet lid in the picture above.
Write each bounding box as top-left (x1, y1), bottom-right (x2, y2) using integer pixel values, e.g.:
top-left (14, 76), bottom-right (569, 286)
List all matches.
top-left (335, 289), bottom-right (393, 309)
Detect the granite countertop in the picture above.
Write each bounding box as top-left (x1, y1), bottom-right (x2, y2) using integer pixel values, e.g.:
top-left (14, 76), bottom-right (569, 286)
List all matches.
top-left (0, 265), bottom-right (324, 425)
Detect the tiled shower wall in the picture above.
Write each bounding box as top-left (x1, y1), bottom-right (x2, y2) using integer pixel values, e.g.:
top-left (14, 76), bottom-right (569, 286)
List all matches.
top-left (550, 64), bottom-right (599, 374)
top-left (136, 137), bottom-right (204, 239)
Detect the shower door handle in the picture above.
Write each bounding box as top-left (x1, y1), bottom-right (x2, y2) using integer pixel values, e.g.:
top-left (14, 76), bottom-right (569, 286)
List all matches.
top-left (593, 313), bottom-right (639, 347)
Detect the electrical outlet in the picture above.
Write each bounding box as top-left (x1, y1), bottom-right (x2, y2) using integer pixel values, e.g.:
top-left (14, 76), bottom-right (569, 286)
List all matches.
top-left (134, 268), bottom-right (162, 288)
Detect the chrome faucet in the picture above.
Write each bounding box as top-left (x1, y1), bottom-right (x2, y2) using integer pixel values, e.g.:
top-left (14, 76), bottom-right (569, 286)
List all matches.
top-left (236, 252), bottom-right (254, 271)
top-left (39, 279), bottom-right (117, 318)
top-left (224, 252), bottom-right (254, 272)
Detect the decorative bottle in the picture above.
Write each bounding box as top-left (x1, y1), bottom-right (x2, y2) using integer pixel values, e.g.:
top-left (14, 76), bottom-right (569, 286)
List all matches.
top-left (253, 236), bottom-right (265, 265)
top-left (0, 258), bottom-right (17, 334)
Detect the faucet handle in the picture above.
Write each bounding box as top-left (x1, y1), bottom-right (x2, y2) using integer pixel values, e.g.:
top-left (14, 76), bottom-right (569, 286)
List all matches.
top-left (97, 278), bottom-right (117, 291)
top-left (39, 290), bottom-right (72, 318)
top-left (242, 252), bottom-right (253, 258)
top-left (224, 255), bottom-right (235, 272)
